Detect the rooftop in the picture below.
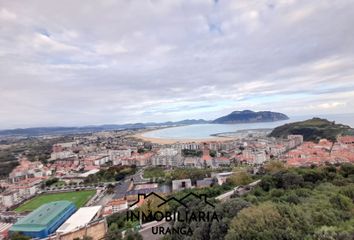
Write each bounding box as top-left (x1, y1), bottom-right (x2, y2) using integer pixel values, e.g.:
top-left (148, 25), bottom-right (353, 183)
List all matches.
top-left (11, 201), bottom-right (75, 232)
top-left (79, 169), bottom-right (100, 178)
top-left (56, 205), bottom-right (101, 234)
top-left (0, 222), bottom-right (13, 232)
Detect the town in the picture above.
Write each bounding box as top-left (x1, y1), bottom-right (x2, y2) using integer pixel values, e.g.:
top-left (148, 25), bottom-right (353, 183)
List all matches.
top-left (0, 127), bottom-right (354, 240)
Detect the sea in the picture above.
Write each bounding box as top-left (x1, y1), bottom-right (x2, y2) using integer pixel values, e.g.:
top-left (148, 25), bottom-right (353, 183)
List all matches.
top-left (142, 113), bottom-right (354, 140)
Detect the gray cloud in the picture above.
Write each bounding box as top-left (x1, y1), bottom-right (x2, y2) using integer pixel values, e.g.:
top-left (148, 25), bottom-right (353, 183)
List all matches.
top-left (0, 0), bottom-right (354, 128)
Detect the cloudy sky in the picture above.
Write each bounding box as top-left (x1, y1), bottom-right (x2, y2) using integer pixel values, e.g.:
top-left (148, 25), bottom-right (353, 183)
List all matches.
top-left (1, 0), bottom-right (354, 129)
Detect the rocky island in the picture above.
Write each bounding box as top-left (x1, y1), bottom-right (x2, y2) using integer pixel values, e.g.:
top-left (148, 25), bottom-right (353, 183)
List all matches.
top-left (212, 110), bottom-right (289, 124)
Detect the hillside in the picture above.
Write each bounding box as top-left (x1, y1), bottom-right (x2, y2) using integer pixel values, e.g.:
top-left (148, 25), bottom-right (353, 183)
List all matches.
top-left (106, 163), bottom-right (354, 240)
top-left (269, 117), bottom-right (354, 141)
top-left (212, 110), bottom-right (289, 124)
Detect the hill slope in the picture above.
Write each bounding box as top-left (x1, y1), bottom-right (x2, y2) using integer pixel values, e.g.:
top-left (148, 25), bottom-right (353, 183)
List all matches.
top-left (212, 110), bottom-right (289, 124)
top-left (269, 117), bottom-right (354, 141)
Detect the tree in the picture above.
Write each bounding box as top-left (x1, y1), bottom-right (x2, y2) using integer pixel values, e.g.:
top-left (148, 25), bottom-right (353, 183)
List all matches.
top-left (273, 172), bottom-right (304, 189)
top-left (105, 229), bottom-right (123, 240)
top-left (45, 177), bottom-right (59, 187)
top-left (330, 194), bottom-right (352, 211)
top-left (339, 185), bottom-right (354, 200)
top-left (227, 171), bottom-right (252, 186)
top-left (226, 202), bottom-right (283, 240)
top-left (264, 161), bottom-right (286, 174)
top-left (260, 175), bottom-right (274, 191)
top-left (137, 148), bottom-right (145, 154)
top-left (82, 236), bottom-right (93, 240)
top-left (302, 169), bottom-right (324, 184)
top-left (339, 163), bottom-right (354, 178)
top-left (209, 150), bottom-right (217, 157)
top-left (209, 198), bottom-right (251, 240)
top-left (209, 219), bottom-right (228, 240)
top-left (107, 183), bottom-right (115, 194)
top-left (124, 230), bottom-right (143, 240)
top-left (226, 201), bottom-right (314, 240)
top-left (139, 194), bottom-right (169, 219)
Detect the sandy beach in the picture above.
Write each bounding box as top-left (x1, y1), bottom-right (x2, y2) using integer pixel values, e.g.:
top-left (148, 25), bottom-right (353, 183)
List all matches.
top-left (132, 131), bottom-right (234, 144)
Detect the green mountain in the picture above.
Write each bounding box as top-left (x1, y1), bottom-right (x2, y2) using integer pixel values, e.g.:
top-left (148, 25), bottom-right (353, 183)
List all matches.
top-left (269, 117), bottom-right (354, 141)
top-left (212, 110), bottom-right (289, 124)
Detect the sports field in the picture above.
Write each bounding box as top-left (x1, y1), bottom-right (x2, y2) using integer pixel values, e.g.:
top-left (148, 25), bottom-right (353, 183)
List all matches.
top-left (15, 190), bottom-right (96, 213)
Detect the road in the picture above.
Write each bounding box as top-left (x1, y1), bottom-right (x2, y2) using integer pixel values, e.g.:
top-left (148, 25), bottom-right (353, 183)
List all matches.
top-left (132, 168), bottom-right (149, 183)
top-left (113, 181), bottom-right (130, 199)
top-left (215, 179), bottom-right (261, 202)
top-left (113, 168), bottom-right (148, 199)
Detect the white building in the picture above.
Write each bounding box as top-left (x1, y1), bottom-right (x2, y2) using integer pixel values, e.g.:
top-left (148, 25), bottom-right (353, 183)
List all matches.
top-left (103, 199), bottom-right (128, 216)
top-left (0, 190), bottom-right (19, 208)
top-left (79, 169), bottom-right (100, 178)
top-left (56, 206), bottom-right (102, 234)
top-left (172, 179), bottom-right (192, 191)
top-left (254, 151), bottom-right (267, 164)
top-left (50, 151), bottom-right (76, 160)
top-left (242, 149), bottom-right (268, 165)
top-left (212, 172), bottom-right (234, 185)
top-left (180, 143), bottom-right (201, 150)
top-left (152, 148), bottom-right (181, 166)
top-left (18, 185), bottom-right (38, 197)
top-left (56, 142), bottom-right (76, 148)
top-left (285, 135), bottom-right (304, 150)
top-left (109, 149), bottom-right (132, 165)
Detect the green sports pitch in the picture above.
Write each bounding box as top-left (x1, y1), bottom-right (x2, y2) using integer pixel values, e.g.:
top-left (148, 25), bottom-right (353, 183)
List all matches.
top-left (15, 190), bottom-right (96, 213)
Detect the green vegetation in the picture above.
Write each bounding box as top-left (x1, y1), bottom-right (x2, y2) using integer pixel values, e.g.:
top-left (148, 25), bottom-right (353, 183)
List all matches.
top-left (163, 163), bottom-right (354, 240)
top-left (181, 149), bottom-right (202, 157)
top-left (212, 110), bottom-right (289, 124)
top-left (23, 140), bottom-right (53, 162)
top-left (263, 160), bottom-right (287, 174)
top-left (167, 193), bottom-right (249, 240)
top-left (209, 150), bottom-right (217, 157)
top-left (225, 164), bottom-right (354, 240)
top-left (170, 168), bottom-right (212, 182)
top-left (269, 117), bottom-right (354, 142)
top-left (137, 148), bottom-right (150, 153)
top-left (226, 170), bottom-right (253, 186)
top-left (106, 211), bottom-right (141, 240)
top-left (143, 167), bottom-right (166, 179)
top-left (0, 146), bottom-right (20, 178)
top-left (104, 182), bottom-right (236, 239)
top-left (143, 167), bottom-right (233, 184)
top-left (105, 161), bottom-right (354, 240)
top-left (169, 183), bottom-right (235, 211)
top-left (15, 190), bottom-right (95, 212)
top-left (43, 178), bottom-right (59, 187)
top-left (167, 167), bottom-right (232, 184)
top-left (84, 165), bottom-right (137, 183)
top-left (53, 180), bottom-right (67, 187)
top-left (0, 136), bottom-right (76, 178)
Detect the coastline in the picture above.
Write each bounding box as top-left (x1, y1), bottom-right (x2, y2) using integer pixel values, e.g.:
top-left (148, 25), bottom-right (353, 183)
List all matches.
top-left (132, 131), bottom-right (234, 144)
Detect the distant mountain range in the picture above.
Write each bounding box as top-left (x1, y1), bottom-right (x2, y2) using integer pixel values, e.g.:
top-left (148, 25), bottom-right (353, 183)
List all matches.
top-left (0, 119), bottom-right (210, 137)
top-left (213, 110), bottom-right (289, 124)
top-left (0, 110), bottom-right (288, 137)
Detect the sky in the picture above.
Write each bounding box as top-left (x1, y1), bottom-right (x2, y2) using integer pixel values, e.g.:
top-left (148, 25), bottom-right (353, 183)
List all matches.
top-left (1, 0), bottom-right (354, 129)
